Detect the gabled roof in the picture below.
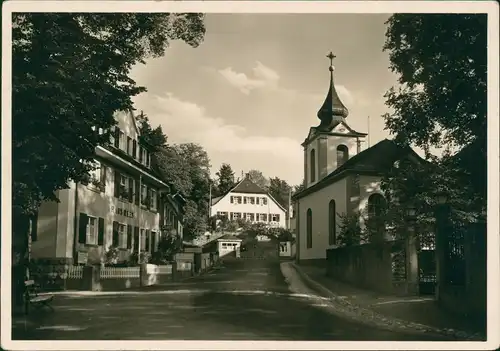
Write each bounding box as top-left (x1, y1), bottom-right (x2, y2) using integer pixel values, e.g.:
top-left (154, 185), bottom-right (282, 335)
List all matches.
top-left (293, 139), bottom-right (425, 200)
top-left (231, 177), bottom-right (268, 194)
top-left (211, 196), bottom-right (223, 206)
top-left (210, 176), bottom-right (287, 212)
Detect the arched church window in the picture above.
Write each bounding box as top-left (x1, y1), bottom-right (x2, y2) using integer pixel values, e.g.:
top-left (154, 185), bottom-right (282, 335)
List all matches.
top-left (306, 208), bottom-right (313, 248)
top-left (310, 149), bottom-right (316, 183)
top-left (367, 193), bottom-right (387, 240)
top-left (337, 145), bottom-right (349, 167)
top-left (328, 200), bottom-right (336, 245)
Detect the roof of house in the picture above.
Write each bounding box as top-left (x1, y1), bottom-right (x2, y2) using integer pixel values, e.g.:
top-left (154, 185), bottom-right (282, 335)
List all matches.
top-left (217, 234), bottom-right (243, 242)
top-left (211, 196), bottom-right (223, 206)
top-left (293, 139), bottom-right (424, 200)
top-left (231, 177), bottom-right (268, 194)
top-left (210, 175), bottom-right (287, 212)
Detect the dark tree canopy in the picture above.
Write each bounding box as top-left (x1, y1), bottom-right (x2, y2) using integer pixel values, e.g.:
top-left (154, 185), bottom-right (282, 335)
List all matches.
top-left (268, 177), bottom-right (291, 210)
top-left (246, 169), bottom-right (269, 190)
top-left (136, 111), bottom-right (168, 151)
top-left (383, 14), bottom-right (486, 152)
top-left (13, 13), bottom-right (206, 217)
top-left (215, 163), bottom-right (236, 196)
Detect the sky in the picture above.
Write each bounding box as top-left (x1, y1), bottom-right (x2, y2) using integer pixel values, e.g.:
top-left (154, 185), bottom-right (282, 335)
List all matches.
top-left (130, 13), bottom-right (400, 186)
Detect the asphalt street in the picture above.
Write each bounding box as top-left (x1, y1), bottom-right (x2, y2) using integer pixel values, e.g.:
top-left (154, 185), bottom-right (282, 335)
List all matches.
top-left (11, 256), bottom-right (448, 341)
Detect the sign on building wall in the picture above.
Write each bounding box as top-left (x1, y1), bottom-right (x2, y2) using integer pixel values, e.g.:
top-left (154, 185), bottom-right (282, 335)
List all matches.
top-left (77, 251), bottom-right (88, 264)
top-left (110, 205), bottom-right (135, 218)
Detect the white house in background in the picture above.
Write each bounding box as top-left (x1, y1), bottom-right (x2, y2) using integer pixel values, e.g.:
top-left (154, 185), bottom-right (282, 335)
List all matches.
top-left (31, 110), bottom-right (185, 266)
top-left (292, 54), bottom-right (422, 264)
top-left (211, 173), bottom-right (287, 228)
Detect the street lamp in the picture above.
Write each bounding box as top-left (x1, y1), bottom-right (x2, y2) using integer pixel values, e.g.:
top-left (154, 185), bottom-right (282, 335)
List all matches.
top-left (435, 191), bottom-right (449, 206)
top-left (405, 203), bottom-right (417, 220)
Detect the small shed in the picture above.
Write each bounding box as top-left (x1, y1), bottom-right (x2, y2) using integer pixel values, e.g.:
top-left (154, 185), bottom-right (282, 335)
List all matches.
top-left (217, 234), bottom-right (243, 257)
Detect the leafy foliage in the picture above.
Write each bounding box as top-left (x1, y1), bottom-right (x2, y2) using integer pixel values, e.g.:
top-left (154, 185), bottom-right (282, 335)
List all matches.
top-left (268, 177), bottom-right (291, 209)
top-left (151, 234), bottom-right (182, 264)
top-left (13, 13), bottom-right (206, 218)
top-left (382, 14), bottom-right (486, 226)
top-left (136, 111), bottom-right (167, 151)
top-left (383, 14), bottom-right (486, 152)
top-left (247, 170), bottom-right (270, 190)
top-left (214, 163), bottom-right (236, 197)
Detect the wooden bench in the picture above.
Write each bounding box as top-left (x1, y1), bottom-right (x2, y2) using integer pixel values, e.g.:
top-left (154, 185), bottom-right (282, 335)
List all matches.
top-left (24, 280), bottom-right (54, 312)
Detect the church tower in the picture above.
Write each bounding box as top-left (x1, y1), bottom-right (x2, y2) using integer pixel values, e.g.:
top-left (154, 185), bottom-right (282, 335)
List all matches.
top-left (302, 52), bottom-right (367, 188)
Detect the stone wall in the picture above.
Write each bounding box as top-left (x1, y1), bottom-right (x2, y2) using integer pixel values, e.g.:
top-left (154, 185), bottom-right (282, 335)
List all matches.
top-left (326, 240), bottom-right (417, 296)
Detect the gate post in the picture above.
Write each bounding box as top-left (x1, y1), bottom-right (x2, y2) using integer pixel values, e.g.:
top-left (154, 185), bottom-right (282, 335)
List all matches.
top-left (405, 205), bottom-right (419, 295)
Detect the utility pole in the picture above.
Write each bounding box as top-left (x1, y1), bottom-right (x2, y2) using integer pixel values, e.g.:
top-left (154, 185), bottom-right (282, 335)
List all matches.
top-left (287, 187), bottom-right (292, 230)
top-left (367, 115), bottom-right (371, 148)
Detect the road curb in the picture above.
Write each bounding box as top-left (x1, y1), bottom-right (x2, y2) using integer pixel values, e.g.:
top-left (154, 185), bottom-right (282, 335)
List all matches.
top-left (290, 263), bottom-right (484, 341)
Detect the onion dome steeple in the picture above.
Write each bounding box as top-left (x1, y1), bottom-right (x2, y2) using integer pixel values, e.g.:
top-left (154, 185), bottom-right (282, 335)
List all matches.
top-left (317, 52), bottom-right (349, 131)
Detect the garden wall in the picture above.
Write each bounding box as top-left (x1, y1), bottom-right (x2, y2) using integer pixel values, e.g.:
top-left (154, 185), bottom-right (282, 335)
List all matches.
top-left (326, 240), bottom-right (416, 296)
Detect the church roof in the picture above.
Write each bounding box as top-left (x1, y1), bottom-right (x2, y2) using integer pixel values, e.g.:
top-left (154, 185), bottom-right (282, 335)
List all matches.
top-left (316, 52), bottom-right (349, 132)
top-left (293, 139), bottom-right (424, 200)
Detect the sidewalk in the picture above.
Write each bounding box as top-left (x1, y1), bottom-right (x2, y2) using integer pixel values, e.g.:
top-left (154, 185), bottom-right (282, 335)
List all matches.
top-left (293, 263), bottom-right (486, 341)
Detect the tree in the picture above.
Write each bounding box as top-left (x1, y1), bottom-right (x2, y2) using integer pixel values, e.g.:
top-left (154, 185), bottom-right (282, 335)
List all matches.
top-left (13, 13), bottom-right (205, 218)
top-left (293, 181), bottom-right (305, 195)
top-left (215, 163), bottom-right (236, 196)
top-left (247, 169), bottom-right (269, 190)
top-left (383, 14), bottom-right (486, 152)
top-left (268, 177), bottom-right (291, 209)
top-left (136, 111), bottom-right (167, 151)
top-left (12, 13), bottom-right (205, 310)
top-left (383, 14), bottom-right (487, 215)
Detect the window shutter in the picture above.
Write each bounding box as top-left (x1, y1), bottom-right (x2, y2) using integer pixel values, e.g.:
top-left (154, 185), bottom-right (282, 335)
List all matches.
top-left (98, 217), bottom-right (105, 245)
top-left (133, 140), bottom-right (137, 159)
top-left (145, 230), bottom-right (150, 252)
top-left (78, 213), bottom-right (88, 244)
top-left (146, 187), bottom-right (151, 209)
top-left (112, 221), bottom-right (119, 247)
top-left (127, 136), bottom-right (132, 154)
top-left (127, 225), bottom-right (132, 249)
top-left (135, 179), bottom-right (140, 206)
top-left (100, 165), bottom-right (106, 191)
top-left (151, 232), bottom-right (156, 253)
top-left (31, 212), bottom-right (38, 242)
top-left (114, 170), bottom-right (121, 198)
top-left (128, 178), bottom-right (134, 203)
top-left (114, 127), bottom-right (120, 148)
top-left (133, 227), bottom-right (139, 251)
top-left (139, 146), bottom-right (143, 162)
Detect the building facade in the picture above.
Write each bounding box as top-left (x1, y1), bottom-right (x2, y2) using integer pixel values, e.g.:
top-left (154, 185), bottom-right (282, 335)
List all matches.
top-left (210, 174), bottom-right (287, 228)
top-left (31, 110), bottom-right (184, 265)
top-left (293, 54), bottom-right (420, 263)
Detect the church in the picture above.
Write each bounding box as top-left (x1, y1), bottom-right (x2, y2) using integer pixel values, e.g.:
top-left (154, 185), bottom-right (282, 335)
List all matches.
top-left (292, 52), bottom-right (421, 263)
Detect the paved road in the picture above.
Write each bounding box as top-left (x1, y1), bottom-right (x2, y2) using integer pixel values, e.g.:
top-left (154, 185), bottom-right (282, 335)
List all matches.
top-left (12, 258), bottom-right (445, 340)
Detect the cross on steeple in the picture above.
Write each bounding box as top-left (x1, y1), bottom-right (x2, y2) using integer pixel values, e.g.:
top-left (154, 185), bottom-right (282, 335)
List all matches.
top-left (326, 51), bottom-right (336, 67)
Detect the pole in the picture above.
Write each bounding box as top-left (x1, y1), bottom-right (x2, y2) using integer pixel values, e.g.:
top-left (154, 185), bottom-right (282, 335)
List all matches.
top-left (367, 115), bottom-right (371, 148)
top-left (288, 187), bottom-right (292, 230)
top-left (208, 180), bottom-right (212, 233)
top-left (138, 175), bottom-right (142, 258)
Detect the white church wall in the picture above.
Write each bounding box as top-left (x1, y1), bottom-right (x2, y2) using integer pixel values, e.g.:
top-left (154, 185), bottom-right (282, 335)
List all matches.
top-left (297, 177), bottom-right (347, 261)
top-left (325, 135), bottom-right (359, 176)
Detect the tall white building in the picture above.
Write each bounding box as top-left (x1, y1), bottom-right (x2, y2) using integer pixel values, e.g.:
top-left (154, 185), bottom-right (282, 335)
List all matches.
top-left (211, 174), bottom-right (287, 228)
top-left (31, 110), bottom-right (185, 265)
